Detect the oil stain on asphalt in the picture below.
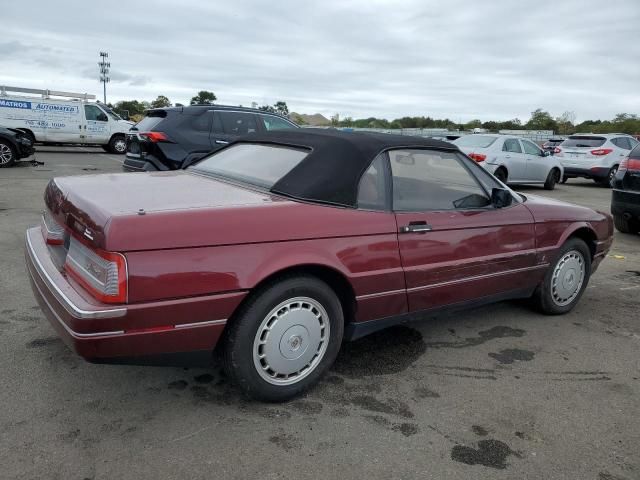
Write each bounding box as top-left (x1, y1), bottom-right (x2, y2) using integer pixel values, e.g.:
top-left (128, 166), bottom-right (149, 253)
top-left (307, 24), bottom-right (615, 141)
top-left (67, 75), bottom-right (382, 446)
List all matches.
top-left (451, 439), bottom-right (521, 469)
top-left (488, 349), bottom-right (535, 365)
top-left (425, 326), bottom-right (526, 349)
top-left (332, 326), bottom-right (426, 377)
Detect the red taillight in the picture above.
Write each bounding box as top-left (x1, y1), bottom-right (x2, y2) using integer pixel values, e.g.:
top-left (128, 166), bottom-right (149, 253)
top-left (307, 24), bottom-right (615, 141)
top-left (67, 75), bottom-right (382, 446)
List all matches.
top-left (468, 153), bottom-right (487, 163)
top-left (619, 157), bottom-right (640, 172)
top-left (590, 148), bottom-right (613, 156)
top-left (64, 236), bottom-right (127, 304)
top-left (554, 147), bottom-right (562, 154)
top-left (139, 131), bottom-right (170, 143)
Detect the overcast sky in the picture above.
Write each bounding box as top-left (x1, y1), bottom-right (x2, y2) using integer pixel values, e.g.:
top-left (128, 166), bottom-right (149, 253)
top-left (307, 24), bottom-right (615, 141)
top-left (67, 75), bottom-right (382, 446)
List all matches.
top-left (1, 0), bottom-right (638, 122)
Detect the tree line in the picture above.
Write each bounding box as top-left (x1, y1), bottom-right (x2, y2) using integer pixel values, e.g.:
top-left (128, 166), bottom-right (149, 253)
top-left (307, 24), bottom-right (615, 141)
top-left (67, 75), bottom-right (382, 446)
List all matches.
top-left (108, 91), bottom-right (288, 122)
top-left (108, 93), bottom-right (639, 135)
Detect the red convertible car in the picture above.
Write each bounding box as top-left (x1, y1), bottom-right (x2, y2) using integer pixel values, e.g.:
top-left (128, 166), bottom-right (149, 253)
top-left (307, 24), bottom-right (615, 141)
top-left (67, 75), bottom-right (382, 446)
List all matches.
top-left (26, 129), bottom-right (613, 401)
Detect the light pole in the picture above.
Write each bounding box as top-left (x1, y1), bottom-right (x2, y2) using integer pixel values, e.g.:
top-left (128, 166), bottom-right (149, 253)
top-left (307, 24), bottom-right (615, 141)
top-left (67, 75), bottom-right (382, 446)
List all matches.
top-left (98, 51), bottom-right (110, 104)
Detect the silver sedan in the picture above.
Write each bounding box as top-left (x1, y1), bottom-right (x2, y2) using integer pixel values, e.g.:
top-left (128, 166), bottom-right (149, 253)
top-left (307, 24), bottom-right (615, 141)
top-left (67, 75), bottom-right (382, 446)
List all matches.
top-left (453, 134), bottom-right (564, 190)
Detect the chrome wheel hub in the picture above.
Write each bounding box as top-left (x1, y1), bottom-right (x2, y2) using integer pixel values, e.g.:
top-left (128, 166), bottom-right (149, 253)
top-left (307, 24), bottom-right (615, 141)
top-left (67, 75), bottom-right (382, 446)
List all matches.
top-left (114, 139), bottom-right (126, 153)
top-left (253, 297), bottom-right (329, 386)
top-left (0, 144), bottom-right (13, 164)
top-left (551, 250), bottom-right (585, 306)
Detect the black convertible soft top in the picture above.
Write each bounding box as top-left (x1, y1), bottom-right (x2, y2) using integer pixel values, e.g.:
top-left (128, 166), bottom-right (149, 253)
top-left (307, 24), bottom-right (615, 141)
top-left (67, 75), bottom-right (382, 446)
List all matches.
top-left (230, 128), bottom-right (458, 208)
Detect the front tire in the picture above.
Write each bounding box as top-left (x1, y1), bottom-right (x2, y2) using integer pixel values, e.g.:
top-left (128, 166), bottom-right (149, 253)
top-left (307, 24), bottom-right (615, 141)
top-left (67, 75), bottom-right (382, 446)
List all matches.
top-left (532, 238), bottom-right (591, 315)
top-left (544, 168), bottom-right (559, 190)
top-left (0, 140), bottom-right (16, 167)
top-left (223, 275), bottom-right (344, 402)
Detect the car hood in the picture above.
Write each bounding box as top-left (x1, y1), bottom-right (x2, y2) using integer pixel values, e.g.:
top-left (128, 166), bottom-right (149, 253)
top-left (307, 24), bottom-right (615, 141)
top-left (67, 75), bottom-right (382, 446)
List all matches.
top-left (44, 171), bottom-right (393, 251)
top-left (522, 193), bottom-right (609, 224)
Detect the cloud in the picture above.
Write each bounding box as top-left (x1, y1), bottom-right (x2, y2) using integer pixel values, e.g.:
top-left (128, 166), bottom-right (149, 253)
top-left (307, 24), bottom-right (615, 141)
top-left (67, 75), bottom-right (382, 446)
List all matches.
top-left (0, 0), bottom-right (638, 122)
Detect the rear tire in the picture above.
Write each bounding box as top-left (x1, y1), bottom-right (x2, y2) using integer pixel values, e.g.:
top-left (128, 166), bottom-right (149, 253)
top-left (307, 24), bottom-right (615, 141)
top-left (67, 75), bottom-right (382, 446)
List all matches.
top-left (494, 167), bottom-right (508, 184)
top-left (597, 166), bottom-right (617, 187)
top-left (544, 168), bottom-right (559, 190)
top-left (0, 140), bottom-right (16, 167)
top-left (108, 135), bottom-right (127, 154)
top-left (532, 238), bottom-right (591, 315)
top-left (223, 275), bottom-right (344, 402)
top-left (614, 214), bottom-right (639, 234)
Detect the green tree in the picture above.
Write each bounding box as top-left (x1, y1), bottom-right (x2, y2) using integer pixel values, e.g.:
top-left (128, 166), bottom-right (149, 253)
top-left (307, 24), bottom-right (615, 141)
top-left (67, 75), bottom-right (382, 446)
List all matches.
top-left (151, 95), bottom-right (171, 108)
top-left (526, 109), bottom-right (557, 131)
top-left (555, 111), bottom-right (576, 135)
top-left (190, 90), bottom-right (217, 105)
top-left (113, 100), bottom-right (149, 117)
top-left (274, 101), bottom-right (288, 116)
top-left (464, 119), bottom-right (483, 130)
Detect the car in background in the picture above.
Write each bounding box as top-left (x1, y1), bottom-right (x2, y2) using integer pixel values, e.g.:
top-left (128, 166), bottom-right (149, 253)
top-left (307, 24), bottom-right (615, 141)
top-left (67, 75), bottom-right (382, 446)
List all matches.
top-left (123, 105), bottom-right (298, 172)
top-left (26, 129), bottom-right (613, 401)
top-left (542, 138), bottom-right (565, 154)
top-left (453, 134), bottom-right (564, 190)
top-left (611, 143), bottom-right (640, 234)
top-left (0, 126), bottom-right (35, 167)
top-left (554, 134), bottom-right (639, 186)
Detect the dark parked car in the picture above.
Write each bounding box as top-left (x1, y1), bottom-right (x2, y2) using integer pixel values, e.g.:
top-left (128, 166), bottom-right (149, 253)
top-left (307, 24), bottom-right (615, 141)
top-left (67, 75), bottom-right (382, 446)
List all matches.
top-left (0, 126), bottom-right (35, 167)
top-left (611, 143), bottom-right (640, 233)
top-left (123, 105), bottom-right (298, 172)
top-left (26, 129), bottom-right (613, 401)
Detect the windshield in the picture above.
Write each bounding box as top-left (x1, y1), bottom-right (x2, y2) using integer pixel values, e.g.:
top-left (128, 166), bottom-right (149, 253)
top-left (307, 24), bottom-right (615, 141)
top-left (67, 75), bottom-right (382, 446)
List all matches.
top-left (562, 136), bottom-right (606, 148)
top-left (454, 135), bottom-right (497, 148)
top-left (190, 143), bottom-right (309, 189)
top-left (101, 106), bottom-right (123, 121)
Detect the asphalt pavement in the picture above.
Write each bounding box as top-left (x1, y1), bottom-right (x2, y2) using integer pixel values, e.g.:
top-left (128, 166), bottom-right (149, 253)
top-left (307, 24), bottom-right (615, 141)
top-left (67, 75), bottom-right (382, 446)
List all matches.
top-left (1, 148), bottom-right (638, 480)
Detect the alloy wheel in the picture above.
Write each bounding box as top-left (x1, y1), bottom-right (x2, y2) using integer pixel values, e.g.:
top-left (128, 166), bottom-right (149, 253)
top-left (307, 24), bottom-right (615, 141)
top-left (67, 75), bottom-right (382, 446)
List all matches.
top-left (0, 143), bottom-right (13, 165)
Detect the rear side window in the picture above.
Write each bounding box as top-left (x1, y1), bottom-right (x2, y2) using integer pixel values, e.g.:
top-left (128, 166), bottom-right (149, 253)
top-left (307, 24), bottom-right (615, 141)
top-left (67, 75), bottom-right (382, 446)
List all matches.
top-left (191, 143), bottom-right (308, 188)
top-left (389, 149), bottom-right (491, 211)
top-left (135, 114), bottom-right (165, 131)
top-left (217, 111), bottom-right (258, 135)
top-left (357, 154), bottom-right (387, 211)
top-left (503, 138), bottom-right (522, 153)
top-left (631, 144), bottom-right (640, 159)
top-left (454, 135), bottom-right (497, 148)
top-left (261, 115), bottom-right (296, 131)
top-left (562, 136), bottom-right (606, 148)
top-left (611, 137), bottom-right (632, 150)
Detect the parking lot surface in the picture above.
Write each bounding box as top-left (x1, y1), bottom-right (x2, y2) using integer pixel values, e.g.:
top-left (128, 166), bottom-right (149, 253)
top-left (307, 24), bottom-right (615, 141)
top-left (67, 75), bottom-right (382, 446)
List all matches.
top-left (1, 149), bottom-right (639, 480)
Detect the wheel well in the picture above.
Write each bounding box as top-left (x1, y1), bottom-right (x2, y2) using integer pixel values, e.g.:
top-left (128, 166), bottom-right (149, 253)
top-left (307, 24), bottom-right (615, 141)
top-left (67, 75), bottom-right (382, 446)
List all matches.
top-left (109, 133), bottom-right (125, 142)
top-left (495, 166), bottom-right (508, 177)
top-left (230, 265), bottom-right (357, 328)
top-left (569, 227), bottom-right (597, 259)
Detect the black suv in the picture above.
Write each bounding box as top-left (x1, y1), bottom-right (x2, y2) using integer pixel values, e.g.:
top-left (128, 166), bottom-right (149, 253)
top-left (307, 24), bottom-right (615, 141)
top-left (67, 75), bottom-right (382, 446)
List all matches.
top-left (124, 105), bottom-right (298, 171)
top-left (611, 143), bottom-right (640, 234)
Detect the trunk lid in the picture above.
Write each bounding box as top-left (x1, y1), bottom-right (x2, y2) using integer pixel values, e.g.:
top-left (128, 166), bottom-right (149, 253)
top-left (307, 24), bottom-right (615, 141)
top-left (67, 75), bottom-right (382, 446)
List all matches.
top-left (44, 171), bottom-right (392, 251)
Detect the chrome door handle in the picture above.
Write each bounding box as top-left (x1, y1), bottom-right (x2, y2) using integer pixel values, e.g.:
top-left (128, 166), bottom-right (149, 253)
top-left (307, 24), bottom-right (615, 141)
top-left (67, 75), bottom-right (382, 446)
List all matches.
top-left (215, 140), bottom-right (229, 145)
top-left (399, 222), bottom-right (432, 233)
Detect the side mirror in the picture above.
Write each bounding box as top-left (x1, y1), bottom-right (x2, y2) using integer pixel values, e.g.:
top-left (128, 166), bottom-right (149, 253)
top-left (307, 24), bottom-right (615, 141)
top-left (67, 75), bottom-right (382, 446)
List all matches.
top-left (542, 150), bottom-right (550, 157)
top-left (98, 113), bottom-right (108, 122)
top-left (491, 187), bottom-right (513, 208)
top-left (121, 110), bottom-right (130, 121)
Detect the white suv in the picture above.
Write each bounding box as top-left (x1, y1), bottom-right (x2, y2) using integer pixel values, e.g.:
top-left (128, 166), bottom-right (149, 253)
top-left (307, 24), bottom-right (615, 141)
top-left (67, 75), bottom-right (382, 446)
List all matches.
top-left (555, 134), bottom-right (639, 186)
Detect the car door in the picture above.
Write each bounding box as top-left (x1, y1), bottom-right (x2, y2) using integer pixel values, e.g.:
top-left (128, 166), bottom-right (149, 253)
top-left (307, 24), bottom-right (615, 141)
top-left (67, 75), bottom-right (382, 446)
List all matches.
top-left (521, 138), bottom-right (548, 181)
top-left (40, 100), bottom-right (85, 143)
top-left (389, 148), bottom-right (539, 312)
top-left (501, 137), bottom-right (527, 181)
top-left (210, 110), bottom-right (259, 150)
top-left (83, 104), bottom-right (110, 145)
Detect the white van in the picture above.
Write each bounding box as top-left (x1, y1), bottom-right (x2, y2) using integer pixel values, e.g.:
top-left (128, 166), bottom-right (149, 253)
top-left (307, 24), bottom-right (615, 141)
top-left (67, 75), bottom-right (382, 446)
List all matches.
top-left (0, 86), bottom-right (133, 154)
